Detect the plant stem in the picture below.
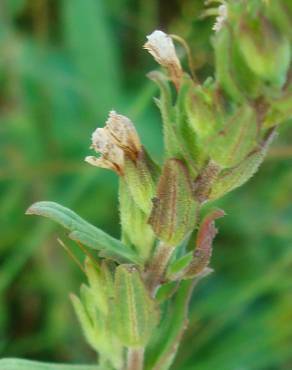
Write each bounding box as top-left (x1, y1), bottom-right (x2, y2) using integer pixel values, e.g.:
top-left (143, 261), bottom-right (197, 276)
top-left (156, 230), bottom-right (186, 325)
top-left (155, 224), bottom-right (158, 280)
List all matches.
top-left (145, 242), bottom-right (175, 296)
top-left (152, 279), bottom-right (198, 370)
top-left (127, 347), bottom-right (144, 370)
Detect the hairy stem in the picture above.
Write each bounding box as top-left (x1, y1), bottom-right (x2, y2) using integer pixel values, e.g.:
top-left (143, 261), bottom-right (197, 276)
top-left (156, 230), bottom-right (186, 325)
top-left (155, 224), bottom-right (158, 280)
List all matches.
top-left (127, 347), bottom-right (144, 370)
top-left (152, 279), bottom-right (197, 370)
top-left (145, 242), bottom-right (175, 296)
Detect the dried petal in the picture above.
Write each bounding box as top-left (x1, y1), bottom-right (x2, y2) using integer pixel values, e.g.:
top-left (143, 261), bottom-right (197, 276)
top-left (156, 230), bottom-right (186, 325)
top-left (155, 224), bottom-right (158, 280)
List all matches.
top-left (91, 127), bottom-right (110, 153)
top-left (105, 110), bottom-right (141, 159)
top-left (86, 111), bottom-right (142, 174)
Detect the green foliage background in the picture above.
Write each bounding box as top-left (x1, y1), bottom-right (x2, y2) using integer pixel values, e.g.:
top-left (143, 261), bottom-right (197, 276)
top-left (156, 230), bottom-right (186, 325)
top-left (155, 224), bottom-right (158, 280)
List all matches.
top-left (0, 0), bottom-right (291, 369)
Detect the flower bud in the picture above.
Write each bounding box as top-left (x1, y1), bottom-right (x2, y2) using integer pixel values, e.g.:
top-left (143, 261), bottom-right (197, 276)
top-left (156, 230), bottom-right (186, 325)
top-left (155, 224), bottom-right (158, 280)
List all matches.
top-left (144, 30), bottom-right (183, 89)
top-left (149, 159), bottom-right (198, 246)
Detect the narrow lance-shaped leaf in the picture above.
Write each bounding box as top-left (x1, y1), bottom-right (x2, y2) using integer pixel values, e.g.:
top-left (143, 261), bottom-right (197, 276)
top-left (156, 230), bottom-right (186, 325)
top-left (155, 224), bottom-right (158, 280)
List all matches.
top-left (70, 293), bottom-right (99, 352)
top-left (209, 129), bottom-right (276, 200)
top-left (84, 259), bottom-right (108, 315)
top-left (26, 201), bottom-right (141, 265)
top-left (76, 284), bottom-right (123, 369)
top-left (113, 265), bottom-right (159, 347)
top-left (0, 359), bottom-right (98, 370)
top-left (214, 26), bottom-right (244, 103)
top-left (175, 75), bottom-right (206, 176)
top-left (147, 71), bottom-right (180, 158)
top-left (167, 252), bottom-right (193, 280)
top-left (145, 280), bottom-right (194, 370)
top-left (183, 209), bottom-right (225, 279)
top-left (149, 159), bottom-right (198, 246)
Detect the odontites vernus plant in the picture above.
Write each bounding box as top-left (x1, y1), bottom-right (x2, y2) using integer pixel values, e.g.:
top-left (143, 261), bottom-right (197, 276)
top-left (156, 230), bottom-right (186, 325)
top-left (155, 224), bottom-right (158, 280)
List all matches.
top-left (21, 1), bottom-right (292, 370)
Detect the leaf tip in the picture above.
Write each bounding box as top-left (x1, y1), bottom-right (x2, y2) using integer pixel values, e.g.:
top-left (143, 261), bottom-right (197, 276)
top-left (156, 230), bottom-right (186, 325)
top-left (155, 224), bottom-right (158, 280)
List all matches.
top-left (25, 204), bottom-right (37, 215)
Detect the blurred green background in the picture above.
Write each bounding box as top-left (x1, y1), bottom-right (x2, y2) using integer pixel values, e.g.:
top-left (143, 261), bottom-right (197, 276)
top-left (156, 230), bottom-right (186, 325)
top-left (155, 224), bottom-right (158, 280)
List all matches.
top-left (0, 0), bottom-right (292, 369)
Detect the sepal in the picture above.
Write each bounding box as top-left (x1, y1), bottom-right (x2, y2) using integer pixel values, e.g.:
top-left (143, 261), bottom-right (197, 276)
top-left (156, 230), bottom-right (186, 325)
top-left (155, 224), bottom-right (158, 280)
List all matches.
top-left (149, 159), bottom-right (198, 246)
top-left (113, 265), bottom-right (159, 347)
top-left (123, 149), bottom-right (159, 214)
top-left (119, 178), bottom-right (155, 261)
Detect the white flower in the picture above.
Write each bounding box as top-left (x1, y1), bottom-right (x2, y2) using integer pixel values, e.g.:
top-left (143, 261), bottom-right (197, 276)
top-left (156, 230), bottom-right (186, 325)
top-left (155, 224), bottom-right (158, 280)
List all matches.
top-left (213, 4), bottom-right (228, 32)
top-left (85, 111), bottom-right (141, 175)
top-left (144, 30), bottom-right (180, 67)
top-left (144, 30), bottom-right (182, 88)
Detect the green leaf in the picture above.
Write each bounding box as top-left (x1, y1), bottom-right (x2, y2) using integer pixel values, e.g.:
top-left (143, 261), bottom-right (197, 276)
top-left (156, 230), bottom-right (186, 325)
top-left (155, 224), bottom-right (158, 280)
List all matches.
top-left (147, 71), bottom-right (179, 158)
top-left (0, 359), bottom-right (98, 370)
top-left (70, 293), bottom-right (99, 352)
top-left (176, 75), bottom-right (208, 175)
top-left (156, 281), bottom-right (179, 303)
top-left (167, 252), bottom-right (193, 278)
top-left (207, 105), bottom-right (258, 169)
top-left (26, 201), bottom-right (141, 265)
top-left (237, 16), bottom-right (291, 88)
top-left (214, 27), bottom-right (244, 103)
top-left (209, 129), bottom-right (276, 200)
